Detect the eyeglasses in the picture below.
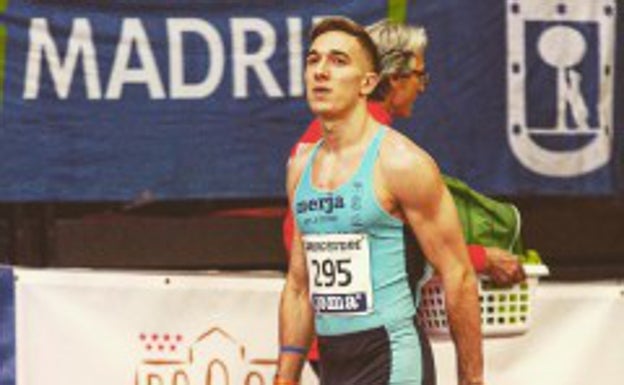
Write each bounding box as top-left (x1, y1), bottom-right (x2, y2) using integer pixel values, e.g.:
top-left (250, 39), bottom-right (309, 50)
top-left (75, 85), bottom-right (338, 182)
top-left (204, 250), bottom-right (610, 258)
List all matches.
top-left (408, 69), bottom-right (430, 85)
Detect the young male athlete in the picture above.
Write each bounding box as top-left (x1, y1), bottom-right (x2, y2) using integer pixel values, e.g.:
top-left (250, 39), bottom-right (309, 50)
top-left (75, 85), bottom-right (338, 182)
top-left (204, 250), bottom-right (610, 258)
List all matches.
top-left (275, 17), bottom-right (485, 385)
top-left (285, 19), bottom-right (525, 289)
top-left (282, 19), bottom-right (526, 375)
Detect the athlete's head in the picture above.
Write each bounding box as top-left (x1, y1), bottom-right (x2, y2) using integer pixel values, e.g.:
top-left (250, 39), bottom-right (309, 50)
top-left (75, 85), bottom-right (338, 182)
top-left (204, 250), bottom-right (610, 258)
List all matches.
top-left (367, 20), bottom-right (429, 117)
top-left (305, 17), bottom-right (381, 119)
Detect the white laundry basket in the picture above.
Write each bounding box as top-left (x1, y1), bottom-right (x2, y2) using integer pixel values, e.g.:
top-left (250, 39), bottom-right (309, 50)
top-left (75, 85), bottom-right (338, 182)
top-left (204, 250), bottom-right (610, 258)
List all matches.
top-left (417, 264), bottom-right (549, 337)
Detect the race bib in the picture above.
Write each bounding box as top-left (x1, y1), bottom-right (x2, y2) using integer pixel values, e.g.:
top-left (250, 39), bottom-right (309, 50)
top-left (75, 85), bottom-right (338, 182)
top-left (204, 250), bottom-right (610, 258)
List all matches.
top-left (302, 233), bottom-right (373, 315)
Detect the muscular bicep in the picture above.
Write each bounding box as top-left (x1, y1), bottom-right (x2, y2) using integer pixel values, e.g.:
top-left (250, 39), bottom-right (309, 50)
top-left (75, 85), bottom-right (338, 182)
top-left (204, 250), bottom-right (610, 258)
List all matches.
top-left (285, 155), bottom-right (309, 292)
top-left (286, 208), bottom-right (308, 290)
top-left (386, 148), bottom-right (470, 276)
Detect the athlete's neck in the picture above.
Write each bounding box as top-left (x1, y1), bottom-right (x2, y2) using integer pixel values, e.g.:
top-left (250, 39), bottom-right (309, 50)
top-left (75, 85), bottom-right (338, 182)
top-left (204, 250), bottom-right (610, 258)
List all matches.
top-left (319, 103), bottom-right (375, 153)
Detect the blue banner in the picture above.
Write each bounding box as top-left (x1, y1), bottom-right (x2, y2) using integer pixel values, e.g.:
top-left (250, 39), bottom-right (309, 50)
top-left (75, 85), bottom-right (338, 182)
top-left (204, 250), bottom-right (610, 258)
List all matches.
top-left (407, 0), bottom-right (622, 195)
top-left (0, 0), bottom-right (621, 200)
top-left (0, 267), bottom-right (15, 385)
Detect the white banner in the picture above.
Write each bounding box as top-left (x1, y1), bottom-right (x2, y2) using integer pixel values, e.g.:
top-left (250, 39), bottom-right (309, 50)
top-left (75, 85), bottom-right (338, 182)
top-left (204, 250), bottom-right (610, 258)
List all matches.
top-left (433, 282), bottom-right (624, 385)
top-left (12, 268), bottom-right (624, 385)
top-left (14, 269), bottom-right (315, 385)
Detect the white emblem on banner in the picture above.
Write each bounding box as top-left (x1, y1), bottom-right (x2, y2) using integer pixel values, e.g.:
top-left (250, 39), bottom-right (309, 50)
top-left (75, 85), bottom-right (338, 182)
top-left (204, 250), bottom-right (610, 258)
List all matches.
top-left (506, 0), bottom-right (616, 177)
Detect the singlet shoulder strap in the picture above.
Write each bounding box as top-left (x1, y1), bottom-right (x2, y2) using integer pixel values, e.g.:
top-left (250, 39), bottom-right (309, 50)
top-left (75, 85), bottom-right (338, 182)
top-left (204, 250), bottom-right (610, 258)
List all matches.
top-left (355, 126), bottom-right (387, 177)
top-left (298, 139), bottom-right (324, 187)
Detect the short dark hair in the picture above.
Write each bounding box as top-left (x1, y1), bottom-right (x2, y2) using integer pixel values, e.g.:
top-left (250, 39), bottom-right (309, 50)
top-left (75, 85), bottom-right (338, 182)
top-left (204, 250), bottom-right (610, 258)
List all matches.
top-left (309, 16), bottom-right (380, 73)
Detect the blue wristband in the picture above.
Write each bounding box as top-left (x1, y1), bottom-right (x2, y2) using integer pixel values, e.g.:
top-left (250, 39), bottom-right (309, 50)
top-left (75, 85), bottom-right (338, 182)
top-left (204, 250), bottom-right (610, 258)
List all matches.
top-left (280, 345), bottom-right (307, 355)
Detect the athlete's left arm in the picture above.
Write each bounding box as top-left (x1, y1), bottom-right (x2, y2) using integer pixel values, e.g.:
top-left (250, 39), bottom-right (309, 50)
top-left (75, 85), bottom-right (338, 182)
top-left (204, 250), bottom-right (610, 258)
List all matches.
top-left (379, 135), bottom-right (485, 385)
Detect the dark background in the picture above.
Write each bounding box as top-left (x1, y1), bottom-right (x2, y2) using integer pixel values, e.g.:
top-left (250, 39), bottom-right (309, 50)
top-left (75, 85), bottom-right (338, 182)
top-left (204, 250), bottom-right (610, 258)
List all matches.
top-left (2, 195), bottom-right (623, 280)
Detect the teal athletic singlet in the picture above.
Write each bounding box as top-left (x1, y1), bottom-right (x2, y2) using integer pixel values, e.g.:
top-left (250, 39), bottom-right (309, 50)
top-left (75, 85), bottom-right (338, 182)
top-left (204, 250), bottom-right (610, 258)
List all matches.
top-left (293, 126), bottom-right (435, 385)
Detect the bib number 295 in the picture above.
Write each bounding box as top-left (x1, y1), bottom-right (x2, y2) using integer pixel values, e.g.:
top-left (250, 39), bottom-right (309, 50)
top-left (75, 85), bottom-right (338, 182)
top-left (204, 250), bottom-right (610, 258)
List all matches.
top-left (311, 258), bottom-right (352, 287)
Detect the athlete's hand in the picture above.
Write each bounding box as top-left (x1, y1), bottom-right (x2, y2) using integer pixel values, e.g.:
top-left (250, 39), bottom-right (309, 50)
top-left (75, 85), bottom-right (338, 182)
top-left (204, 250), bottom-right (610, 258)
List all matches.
top-left (483, 247), bottom-right (526, 286)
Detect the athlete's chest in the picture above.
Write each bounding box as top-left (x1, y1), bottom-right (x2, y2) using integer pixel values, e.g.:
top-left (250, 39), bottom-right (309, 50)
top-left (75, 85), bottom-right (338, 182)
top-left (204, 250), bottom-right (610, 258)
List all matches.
top-left (295, 180), bottom-right (370, 234)
top-left (310, 149), bottom-right (364, 191)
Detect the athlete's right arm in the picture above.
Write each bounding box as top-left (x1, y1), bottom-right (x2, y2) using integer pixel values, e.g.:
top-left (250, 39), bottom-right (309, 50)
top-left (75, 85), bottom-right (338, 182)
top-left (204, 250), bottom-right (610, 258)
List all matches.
top-left (275, 152), bottom-right (315, 383)
top-left (283, 119), bottom-right (322, 256)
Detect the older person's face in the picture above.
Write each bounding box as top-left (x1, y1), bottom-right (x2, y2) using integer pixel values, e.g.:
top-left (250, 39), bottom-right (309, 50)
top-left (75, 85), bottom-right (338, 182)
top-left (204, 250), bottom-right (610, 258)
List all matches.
top-left (388, 52), bottom-right (428, 118)
top-left (305, 31), bottom-right (377, 120)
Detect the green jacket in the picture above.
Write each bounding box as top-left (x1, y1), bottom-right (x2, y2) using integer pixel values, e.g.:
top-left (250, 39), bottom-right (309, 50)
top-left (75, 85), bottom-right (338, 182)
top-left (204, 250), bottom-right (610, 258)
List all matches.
top-left (443, 175), bottom-right (524, 256)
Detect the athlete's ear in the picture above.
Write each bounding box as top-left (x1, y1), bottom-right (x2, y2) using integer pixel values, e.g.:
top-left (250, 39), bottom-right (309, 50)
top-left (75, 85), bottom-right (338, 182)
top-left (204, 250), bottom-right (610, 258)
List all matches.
top-left (361, 72), bottom-right (380, 96)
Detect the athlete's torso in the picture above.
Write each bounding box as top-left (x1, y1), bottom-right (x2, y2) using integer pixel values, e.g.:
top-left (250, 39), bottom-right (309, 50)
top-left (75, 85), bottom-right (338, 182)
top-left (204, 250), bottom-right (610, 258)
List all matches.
top-left (293, 126), bottom-right (417, 336)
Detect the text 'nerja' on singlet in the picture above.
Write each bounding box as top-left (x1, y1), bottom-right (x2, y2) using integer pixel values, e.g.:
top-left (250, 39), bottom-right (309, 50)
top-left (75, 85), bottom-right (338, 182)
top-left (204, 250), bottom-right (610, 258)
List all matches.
top-left (293, 126), bottom-right (418, 336)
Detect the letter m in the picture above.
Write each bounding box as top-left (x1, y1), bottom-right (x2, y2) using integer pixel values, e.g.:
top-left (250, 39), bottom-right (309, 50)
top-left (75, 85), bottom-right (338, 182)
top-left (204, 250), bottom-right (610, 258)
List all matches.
top-left (23, 18), bottom-right (101, 99)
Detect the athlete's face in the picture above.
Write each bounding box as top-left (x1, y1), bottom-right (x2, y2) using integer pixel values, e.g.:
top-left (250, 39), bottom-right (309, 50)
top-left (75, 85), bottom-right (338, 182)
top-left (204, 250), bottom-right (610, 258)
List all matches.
top-left (388, 52), bottom-right (428, 118)
top-left (305, 31), bottom-right (378, 119)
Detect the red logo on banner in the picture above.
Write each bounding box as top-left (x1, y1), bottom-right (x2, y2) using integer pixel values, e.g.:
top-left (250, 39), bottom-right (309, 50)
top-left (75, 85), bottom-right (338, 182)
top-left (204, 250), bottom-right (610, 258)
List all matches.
top-left (135, 328), bottom-right (277, 385)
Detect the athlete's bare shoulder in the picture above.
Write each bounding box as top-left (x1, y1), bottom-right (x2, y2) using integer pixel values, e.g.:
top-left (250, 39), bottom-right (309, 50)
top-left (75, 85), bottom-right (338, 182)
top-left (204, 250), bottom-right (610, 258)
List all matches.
top-left (378, 127), bottom-right (439, 176)
top-left (377, 126), bottom-right (444, 204)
